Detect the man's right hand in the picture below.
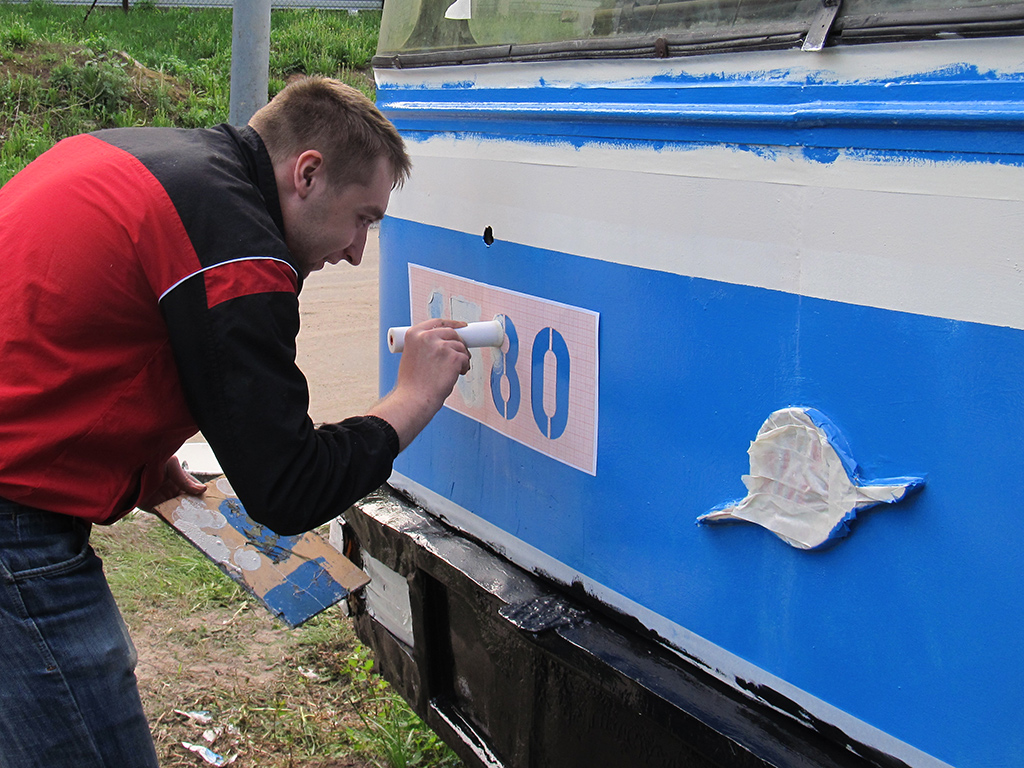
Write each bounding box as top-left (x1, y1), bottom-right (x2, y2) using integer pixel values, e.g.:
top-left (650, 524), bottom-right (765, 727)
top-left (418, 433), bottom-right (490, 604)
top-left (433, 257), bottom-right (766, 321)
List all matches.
top-left (368, 318), bottom-right (471, 452)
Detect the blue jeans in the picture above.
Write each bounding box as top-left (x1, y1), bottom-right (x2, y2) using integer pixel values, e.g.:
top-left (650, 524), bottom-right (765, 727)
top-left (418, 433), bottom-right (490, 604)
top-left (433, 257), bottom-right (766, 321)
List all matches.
top-left (0, 498), bottom-right (159, 768)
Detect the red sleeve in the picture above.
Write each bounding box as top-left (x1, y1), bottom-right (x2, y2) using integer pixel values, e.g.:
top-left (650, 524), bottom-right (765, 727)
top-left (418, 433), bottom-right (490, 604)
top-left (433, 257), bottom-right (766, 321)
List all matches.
top-left (203, 258), bottom-right (299, 308)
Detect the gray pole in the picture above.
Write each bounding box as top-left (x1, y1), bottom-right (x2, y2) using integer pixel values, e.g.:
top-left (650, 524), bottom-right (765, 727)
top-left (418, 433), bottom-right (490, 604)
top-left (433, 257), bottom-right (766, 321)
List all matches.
top-left (228, 0), bottom-right (272, 126)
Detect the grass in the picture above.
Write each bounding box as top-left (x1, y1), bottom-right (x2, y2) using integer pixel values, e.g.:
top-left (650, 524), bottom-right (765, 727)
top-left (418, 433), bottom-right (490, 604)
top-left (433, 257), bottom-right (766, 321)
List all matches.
top-left (94, 513), bottom-right (464, 768)
top-left (341, 649), bottom-right (464, 768)
top-left (0, 0), bottom-right (381, 183)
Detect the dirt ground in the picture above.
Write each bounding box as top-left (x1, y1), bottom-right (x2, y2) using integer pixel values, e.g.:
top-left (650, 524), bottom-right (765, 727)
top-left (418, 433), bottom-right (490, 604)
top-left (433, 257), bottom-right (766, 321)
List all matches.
top-left (294, 227), bottom-right (383, 424)
top-left (123, 229), bottom-right (385, 767)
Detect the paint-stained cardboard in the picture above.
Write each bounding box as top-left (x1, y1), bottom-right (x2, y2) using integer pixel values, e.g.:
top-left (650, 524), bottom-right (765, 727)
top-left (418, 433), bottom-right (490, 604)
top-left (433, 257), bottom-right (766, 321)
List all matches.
top-left (154, 477), bottom-right (368, 627)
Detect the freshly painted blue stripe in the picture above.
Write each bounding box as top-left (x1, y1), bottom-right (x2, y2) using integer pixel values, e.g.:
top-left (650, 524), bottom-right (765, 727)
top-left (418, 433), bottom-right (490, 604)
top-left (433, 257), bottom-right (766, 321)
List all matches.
top-left (379, 217), bottom-right (1024, 768)
top-left (377, 67), bottom-right (1024, 162)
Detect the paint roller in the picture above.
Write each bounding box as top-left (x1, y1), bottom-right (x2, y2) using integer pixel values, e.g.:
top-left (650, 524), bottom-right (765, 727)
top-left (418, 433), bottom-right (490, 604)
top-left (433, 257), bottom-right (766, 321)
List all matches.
top-left (387, 319), bottom-right (505, 353)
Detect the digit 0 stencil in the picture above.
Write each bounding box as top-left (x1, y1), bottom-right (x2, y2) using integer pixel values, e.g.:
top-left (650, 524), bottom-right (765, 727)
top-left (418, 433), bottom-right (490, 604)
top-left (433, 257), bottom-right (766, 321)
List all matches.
top-left (408, 265), bottom-right (599, 475)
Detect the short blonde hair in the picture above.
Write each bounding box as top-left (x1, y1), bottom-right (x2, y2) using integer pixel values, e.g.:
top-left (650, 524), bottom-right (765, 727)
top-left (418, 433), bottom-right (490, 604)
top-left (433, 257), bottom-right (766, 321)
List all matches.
top-left (250, 77), bottom-right (411, 190)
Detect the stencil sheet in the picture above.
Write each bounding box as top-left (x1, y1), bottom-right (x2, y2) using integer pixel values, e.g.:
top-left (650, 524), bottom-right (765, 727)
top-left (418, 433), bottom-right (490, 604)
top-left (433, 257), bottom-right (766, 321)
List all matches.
top-left (408, 265), bottom-right (599, 475)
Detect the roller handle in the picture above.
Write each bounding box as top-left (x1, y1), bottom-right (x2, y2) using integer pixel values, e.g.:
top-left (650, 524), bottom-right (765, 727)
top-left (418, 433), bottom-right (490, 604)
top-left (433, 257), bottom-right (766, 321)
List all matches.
top-left (388, 319), bottom-right (505, 353)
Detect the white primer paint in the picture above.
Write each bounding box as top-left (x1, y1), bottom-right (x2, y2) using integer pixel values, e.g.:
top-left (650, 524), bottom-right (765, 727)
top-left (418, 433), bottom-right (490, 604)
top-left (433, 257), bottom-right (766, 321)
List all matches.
top-left (360, 548), bottom-right (415, 648)
top-left (376, 37), bottom-right (1024, 90)
top-left (172, 496), bottom-right (232, 564)
top-left (389, 471), bottom-right (953, 768)
top-left (387, 140), bottom-right (1024, 330)
top-left (232, 550), bottom-right (263, 571)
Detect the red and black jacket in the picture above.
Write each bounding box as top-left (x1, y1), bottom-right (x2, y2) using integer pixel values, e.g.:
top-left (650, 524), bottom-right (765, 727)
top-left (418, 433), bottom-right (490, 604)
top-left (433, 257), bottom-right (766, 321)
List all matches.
top-left (0, 124), bottom-right (396, 533)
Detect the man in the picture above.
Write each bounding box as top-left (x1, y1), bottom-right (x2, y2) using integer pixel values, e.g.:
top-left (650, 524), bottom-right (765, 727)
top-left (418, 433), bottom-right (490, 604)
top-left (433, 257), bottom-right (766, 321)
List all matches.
top-left (0, 77), bottom-right (470, 767)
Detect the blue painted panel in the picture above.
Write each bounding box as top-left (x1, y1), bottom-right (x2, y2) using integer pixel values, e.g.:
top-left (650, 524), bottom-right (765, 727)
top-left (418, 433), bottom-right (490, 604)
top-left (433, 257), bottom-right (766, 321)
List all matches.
top-left (380, 217), bottom-right (1024, 767)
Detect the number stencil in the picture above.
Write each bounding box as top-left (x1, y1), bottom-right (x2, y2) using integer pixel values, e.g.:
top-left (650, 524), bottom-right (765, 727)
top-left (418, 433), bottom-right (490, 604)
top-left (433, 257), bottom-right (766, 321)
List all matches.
top-left (408, 265), bottom-right (599, 475)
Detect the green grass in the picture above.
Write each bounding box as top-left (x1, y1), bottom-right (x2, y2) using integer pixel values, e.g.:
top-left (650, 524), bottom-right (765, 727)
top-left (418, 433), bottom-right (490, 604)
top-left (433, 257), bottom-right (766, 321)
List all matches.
top-left (341, 647), bottom-right (465, 768)
top-left (101, 521), bottom-right (242, 615)
top-left (0, 0), bottom-right (382, 183)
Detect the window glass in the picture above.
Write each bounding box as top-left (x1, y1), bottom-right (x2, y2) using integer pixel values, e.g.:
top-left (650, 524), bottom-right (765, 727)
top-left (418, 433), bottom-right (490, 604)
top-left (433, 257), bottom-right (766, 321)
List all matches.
top-left (377, 0), bottom-right (1023, 56)
top-left (842, 0), bottom-right (1019, 11)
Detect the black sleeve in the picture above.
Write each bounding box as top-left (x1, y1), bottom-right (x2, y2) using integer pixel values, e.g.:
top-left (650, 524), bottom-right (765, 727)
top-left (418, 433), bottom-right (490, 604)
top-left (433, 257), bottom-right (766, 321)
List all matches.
top-left (161, 274), bottom-right (398, 536)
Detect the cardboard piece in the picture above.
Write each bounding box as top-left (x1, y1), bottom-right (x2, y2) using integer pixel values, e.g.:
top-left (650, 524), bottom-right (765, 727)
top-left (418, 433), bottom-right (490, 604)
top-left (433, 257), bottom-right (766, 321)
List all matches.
top-left (154, 477), bottom-right (368, 627)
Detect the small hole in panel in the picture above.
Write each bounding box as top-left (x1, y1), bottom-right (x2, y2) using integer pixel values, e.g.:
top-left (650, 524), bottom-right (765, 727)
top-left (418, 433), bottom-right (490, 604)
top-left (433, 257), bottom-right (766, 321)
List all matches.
top-left (483, 226), bottom-right (494, 246)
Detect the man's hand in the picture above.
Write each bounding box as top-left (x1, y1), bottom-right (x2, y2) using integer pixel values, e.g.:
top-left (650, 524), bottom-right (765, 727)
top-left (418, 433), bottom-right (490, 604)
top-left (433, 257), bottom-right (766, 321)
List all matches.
top-left (138, 455), bottom-right (208, 511)
top-left (370, 318), bottom-right (472, 451)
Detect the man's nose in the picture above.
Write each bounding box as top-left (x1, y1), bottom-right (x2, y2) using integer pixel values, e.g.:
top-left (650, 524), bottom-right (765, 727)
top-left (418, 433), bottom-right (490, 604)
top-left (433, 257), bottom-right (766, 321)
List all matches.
top-left (345, 228), bottom-right (368, 266)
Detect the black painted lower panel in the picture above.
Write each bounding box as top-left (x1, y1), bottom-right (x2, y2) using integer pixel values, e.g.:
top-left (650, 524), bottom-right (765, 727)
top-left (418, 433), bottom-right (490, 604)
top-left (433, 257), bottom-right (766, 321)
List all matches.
top-left (342, 489), bottom-right (906, 768)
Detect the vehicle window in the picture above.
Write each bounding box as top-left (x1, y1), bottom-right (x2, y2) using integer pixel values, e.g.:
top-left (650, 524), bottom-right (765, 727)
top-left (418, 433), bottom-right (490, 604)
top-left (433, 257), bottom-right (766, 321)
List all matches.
top-left (377, 0), bottom-right (1024, 60)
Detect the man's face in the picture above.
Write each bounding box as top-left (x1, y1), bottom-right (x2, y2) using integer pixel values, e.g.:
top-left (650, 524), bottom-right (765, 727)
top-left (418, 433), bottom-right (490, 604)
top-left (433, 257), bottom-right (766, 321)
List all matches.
top-left (284, 155), bottom-right (393, 278)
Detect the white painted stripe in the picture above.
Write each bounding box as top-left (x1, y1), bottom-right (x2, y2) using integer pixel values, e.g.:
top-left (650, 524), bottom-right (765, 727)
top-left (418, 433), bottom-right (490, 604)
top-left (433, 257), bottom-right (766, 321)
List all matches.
top-left (387, 137), bottom-right (1024, 329)
top-left (389, 471), bottom-right (954, 768)
top-left (158, 256), bottom-right (298, 302)
top-left (376, 36), bottom-right (1024, 90)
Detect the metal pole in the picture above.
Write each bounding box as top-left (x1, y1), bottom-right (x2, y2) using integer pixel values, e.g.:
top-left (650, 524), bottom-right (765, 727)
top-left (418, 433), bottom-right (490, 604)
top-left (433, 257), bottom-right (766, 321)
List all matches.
top-left (228, 0), bottom-right (272, 126)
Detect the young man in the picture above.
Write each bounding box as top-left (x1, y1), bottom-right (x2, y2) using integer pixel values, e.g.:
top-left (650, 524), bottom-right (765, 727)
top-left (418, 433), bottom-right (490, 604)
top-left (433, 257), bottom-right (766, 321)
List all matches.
top-left (0, 77), bottom-right (470, 767)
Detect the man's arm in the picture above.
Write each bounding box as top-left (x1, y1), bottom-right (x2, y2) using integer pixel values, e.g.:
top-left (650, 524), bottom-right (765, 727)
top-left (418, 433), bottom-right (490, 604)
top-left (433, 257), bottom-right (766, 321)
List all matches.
top-left (161, 276), bottom-right (469, 535)
top-left (369, 319), bottom-right (471, 451)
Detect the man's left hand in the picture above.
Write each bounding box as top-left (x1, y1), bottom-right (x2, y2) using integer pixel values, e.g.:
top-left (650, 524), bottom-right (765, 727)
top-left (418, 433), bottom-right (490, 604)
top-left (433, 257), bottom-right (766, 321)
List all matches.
top-left (138, 455), bottom-right (207, 511)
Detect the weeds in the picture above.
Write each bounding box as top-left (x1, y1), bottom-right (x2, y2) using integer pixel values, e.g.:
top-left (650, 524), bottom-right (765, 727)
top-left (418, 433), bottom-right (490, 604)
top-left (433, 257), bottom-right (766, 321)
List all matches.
top-left (0, 3), bottom-right (381, 183)
top-left (50, 52), bottom-right (132, 117)
top-left (1, 18), bottom-right (34, 50)
top-left (270, 9), bottom-right (379, 75)
top-left (341, 646), bottom-right (464, 768)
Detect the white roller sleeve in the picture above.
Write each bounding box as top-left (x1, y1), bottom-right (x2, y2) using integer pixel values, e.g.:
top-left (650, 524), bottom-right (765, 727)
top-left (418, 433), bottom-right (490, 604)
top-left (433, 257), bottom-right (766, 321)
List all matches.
top-left (387, 319), bottom-right (505, 353)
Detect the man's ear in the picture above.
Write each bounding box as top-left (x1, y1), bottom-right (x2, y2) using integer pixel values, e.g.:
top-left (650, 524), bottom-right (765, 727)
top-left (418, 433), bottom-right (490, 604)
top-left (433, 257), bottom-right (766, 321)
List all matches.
top-left (292, 150), bottom-right (324, 200)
